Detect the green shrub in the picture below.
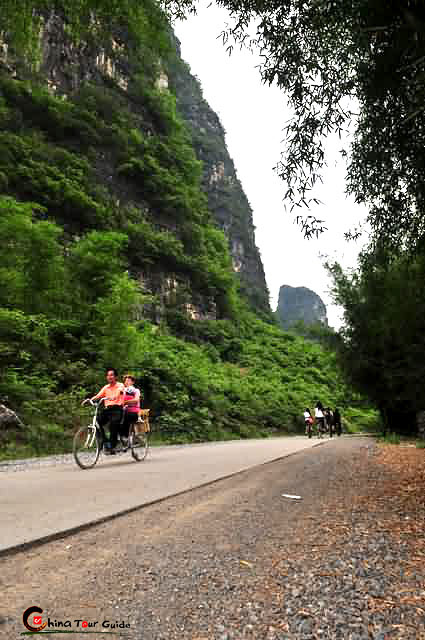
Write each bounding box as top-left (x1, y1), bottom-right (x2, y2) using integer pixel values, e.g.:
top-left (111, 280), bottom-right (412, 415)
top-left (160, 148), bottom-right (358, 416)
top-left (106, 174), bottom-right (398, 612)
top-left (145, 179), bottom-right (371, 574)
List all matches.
top-left (380, 432), bottom-right (401, 445)
top-left (343, 407), bottom-right (382, 433)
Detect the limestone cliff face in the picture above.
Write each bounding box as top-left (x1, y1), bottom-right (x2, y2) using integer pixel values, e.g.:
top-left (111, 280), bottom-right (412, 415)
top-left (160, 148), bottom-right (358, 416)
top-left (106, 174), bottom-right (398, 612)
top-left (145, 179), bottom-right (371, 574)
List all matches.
top-left (167, 41), bottom-right (270, 312)
top-left (0, 14), bottom-right (269, 317)
top-left (0, 13), bottom-right (129, 93)
top-left (276, 285), bottom-right (328, 329)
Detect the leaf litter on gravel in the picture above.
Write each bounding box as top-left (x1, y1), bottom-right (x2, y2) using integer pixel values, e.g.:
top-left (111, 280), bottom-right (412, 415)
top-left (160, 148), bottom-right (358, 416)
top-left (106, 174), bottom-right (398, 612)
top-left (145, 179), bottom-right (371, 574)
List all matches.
top-left (247, 444), bottom-right (425, 640)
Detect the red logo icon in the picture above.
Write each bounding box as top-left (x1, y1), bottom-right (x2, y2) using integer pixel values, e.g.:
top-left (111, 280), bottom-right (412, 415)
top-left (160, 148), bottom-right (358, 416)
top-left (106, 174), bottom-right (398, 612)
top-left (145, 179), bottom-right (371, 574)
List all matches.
top-left (82, 621), bottom-right (88, 628)
top-left (23, 606), bottom-right (47, 632)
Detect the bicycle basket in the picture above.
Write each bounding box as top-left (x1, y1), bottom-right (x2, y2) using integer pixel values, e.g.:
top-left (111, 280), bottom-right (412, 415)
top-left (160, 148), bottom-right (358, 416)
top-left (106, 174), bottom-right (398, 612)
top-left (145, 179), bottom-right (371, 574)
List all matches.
top-left (136, 409), bottom-right (151, 433)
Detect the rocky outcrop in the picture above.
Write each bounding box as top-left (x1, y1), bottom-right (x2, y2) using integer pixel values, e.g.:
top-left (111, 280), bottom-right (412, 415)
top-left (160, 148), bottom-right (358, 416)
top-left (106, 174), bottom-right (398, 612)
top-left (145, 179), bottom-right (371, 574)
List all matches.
top-left (0, 13), bottom-right (129, 94)
top-left (276, 285), bottom-right (328, 329)
top-left (0, 404), bottom-right (24, 433)
top-left (167, 41), bottom-right (270, 313)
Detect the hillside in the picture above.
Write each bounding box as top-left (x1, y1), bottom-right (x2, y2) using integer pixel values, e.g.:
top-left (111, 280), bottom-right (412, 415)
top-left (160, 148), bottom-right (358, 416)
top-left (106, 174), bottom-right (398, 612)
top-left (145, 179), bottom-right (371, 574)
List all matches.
top-left (168, 38), bottom-right (269, 312)
top-left (0, 2), bottom-right (366, 458)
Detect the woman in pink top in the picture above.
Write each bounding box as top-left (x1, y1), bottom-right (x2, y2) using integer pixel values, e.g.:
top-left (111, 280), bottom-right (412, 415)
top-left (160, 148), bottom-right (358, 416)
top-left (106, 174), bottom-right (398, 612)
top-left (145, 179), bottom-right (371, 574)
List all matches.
top-left (122, 375), bottom-right (141, 437)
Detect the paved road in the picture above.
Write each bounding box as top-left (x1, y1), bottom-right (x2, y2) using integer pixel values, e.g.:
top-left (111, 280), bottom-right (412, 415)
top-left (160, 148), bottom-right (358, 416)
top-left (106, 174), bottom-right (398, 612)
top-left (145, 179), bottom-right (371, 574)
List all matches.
top-left (0, 437), bottom-right (325, 554)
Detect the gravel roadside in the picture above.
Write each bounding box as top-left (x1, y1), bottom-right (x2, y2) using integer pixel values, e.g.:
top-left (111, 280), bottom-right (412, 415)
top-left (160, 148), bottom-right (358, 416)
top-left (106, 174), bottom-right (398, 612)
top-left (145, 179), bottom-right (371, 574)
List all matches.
top-left (0, 437), bottom-right (301, 473)
top-left (0, 441), bottom-right (235, 473)
top-left (1, 437), bottom-right (424, 640)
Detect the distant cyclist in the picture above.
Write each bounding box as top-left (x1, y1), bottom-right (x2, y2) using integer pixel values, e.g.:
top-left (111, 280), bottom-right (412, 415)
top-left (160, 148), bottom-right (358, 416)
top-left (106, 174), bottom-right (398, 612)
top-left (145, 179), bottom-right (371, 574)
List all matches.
top-left (122, 375), bottom-right (141, 438)
top-left (315, 401), bottom-right (326, 436)
top-left (334, 408), bottom-right (342, 436)
top-left (82, 368), bottom-right (124, 453)
top-left (303, 407), bottom-right (313, 436)
top-left (325, 407), bottom-right (334, 437)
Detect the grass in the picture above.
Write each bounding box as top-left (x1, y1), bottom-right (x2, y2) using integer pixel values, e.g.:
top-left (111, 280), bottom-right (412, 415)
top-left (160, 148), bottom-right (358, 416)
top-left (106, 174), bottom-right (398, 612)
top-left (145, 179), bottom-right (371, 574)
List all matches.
top-left (0, 423), bottom-right (73, 461)
top-left (379, 432), bottom-right (402, 445)
top-left (378, 434), bottom-right (425, 448)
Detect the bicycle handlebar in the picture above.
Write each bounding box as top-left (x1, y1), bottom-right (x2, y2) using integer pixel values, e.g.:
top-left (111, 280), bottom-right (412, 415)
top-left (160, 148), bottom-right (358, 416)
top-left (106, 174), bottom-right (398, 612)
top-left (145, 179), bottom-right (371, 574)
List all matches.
top-left (82, 398), bottom-right (104, 407)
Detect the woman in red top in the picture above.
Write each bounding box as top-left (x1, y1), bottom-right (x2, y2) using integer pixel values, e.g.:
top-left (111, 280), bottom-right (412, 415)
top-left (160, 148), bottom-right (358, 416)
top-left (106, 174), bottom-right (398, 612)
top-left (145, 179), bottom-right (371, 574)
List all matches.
top-left (122, 375), bottom-right (141, 437)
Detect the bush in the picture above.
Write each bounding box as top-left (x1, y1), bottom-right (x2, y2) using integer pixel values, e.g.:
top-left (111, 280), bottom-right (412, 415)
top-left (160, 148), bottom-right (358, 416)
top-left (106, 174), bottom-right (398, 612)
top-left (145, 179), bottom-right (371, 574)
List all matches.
top-left (343, 407), bottom-right (382, 434)
top-left (380, 432), bottom-right (401, 445)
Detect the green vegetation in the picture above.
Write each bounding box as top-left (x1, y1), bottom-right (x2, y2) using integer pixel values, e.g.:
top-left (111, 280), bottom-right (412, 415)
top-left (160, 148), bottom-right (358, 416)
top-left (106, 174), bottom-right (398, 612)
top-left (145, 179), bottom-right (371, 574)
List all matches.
top-left (1, 301), bottom-right (356, 460)
top-left (0, 2), bottom-right (371, 459)
top-left (0, 1), bottom-right (173, 70)
top-left (328, 250), bottom-right (425, 435)
top-left (342, 408), bottom-right (381, 435)
top-left (379, 433), bottom-right (401, 446)
top-left (156, 0), bottom-right (424, 438)
top-left (8, 1), bottom-right (424, 243)
top-left (0, 193), bottom-right (355, 458)
top-left (0, 187), bottom-right (356, 458)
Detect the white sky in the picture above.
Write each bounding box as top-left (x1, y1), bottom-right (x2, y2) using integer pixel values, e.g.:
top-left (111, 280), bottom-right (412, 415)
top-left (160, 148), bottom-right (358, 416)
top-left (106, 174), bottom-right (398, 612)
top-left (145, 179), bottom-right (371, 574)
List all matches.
top-left (175, 2), bottom-right (368, 328)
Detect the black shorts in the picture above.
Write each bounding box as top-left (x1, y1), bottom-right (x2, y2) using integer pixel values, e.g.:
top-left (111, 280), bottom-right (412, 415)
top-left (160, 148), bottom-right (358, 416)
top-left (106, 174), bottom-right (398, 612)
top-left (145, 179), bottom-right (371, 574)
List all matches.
top-left (98, 406), bottom-right (123, 430)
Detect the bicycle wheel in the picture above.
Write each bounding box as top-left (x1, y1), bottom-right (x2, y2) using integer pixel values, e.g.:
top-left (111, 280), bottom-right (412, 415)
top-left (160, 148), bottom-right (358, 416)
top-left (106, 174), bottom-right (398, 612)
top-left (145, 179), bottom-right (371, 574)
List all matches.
top-left (73, 425), bottom-right (101, 469)
top-left (129, 424), bottom-right (149, 462)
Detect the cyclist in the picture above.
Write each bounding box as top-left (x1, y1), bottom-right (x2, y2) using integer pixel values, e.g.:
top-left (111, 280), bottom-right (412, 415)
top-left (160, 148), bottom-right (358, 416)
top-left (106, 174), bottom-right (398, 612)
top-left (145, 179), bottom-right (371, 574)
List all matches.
top-left (122, 375), bottom-right (141, 439)
top-left (325, 407), bottom-right (334, 437)
top-left (82, 368), bottom-right (124, 453)
top-left (334, 408), bottom-right (342, 436)
top-left (303, 407), bottom-right (313, 435)
top-left (315, 401), bottom-right (326, 437)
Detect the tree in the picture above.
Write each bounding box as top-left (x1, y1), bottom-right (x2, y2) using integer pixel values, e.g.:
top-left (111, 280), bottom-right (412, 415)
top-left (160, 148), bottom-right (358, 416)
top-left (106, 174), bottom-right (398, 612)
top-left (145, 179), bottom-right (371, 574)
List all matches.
top-left (92, 273), bottom-right (142, 369)
top-left (0, 196), bottom-right (65, 315)
top-left (327, 250), bottom-right (425, 434)
top-left (69, 230), bottom-right (127, 303)
top-left (170, 0), bottom-right (425, 247)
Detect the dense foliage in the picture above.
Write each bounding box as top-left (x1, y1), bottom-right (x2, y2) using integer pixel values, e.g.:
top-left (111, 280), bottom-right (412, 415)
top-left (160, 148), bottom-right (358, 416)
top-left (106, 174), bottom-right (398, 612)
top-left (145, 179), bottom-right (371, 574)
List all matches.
top-left (0, 185), bottom-right (354, 459)
top-left (0, 1), bottom-right (372, 458)
top-left (0, 186), bottom-right (355, 458)
top-left (328, 250), bottom-right (425, 435)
